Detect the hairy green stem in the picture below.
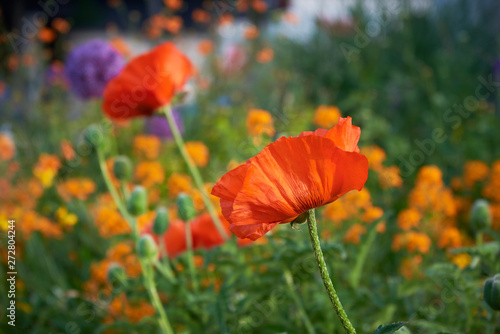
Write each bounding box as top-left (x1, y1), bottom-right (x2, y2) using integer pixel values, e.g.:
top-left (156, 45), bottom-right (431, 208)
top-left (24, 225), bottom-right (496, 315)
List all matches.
top-left (160, 105), bottom-right (229, 240)
top-left (306, 209), bottom-right (356, 334)
top-left (143, 263), bottom-right (174, 334)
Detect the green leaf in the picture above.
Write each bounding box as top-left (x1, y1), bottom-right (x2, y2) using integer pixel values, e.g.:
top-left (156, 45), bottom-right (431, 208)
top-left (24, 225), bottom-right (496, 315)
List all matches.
top-left (373, 322), bottom-right (407, 334)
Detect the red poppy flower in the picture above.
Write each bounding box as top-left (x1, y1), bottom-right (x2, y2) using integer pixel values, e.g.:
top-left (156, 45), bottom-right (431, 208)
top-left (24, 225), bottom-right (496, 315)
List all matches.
top-left (211, 117), bottom-right (368, 241)
top-left (103, 42), bottom-right (194, 120)
top-left (161, 219), bottom-right (188, 257)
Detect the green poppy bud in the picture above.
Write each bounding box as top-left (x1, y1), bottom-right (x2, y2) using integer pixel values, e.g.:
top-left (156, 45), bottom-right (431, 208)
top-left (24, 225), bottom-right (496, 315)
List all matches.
top-left (113, 156), bottom-right (132, 181)
top-left (85, 124), bottom-right (105, 150)
top-left (484, 274), bottom-right (500, 311)
top-left (470, 199), bottom-right (492, 231)
top-left (128, 186), bottom-right (148, 216)
top-left (107, 263), bottom-right (127, 288)
top-left (137, 235), bottom-right (158, 262)
top-left (177, 193), bottom-right (196, 222)
top-left (153, 206), bottom-right (169, 235)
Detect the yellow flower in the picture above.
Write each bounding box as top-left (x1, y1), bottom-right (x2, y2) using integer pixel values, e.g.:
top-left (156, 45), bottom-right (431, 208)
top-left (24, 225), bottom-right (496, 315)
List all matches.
top-left (33, 154), bottom-right (61, 188)
top-left (313, 105), bottom-right (341, 128)
top-left (185, 141), bottom-right (210, 167)
top-left (56, 207), bottom-right (78, 226)
top-left (246, 109), bottom-right (275, 137)
top-left (167, 172), bottom-right (192, 198)
top-left (451, 253), bottom-right (471, 269)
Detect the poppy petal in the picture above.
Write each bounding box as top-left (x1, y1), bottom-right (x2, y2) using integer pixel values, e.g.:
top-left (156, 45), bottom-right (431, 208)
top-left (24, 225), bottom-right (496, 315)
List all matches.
top-left (228, 135), bottom-right (368, 227)
top-left (324, 116), bottom-right (361, 153)
top-left (229, 222), bottom-right (278, 240)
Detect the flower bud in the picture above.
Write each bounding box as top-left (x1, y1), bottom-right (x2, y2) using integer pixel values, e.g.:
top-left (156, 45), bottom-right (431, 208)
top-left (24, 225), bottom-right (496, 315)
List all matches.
top-left (153, 206), bottom-right (169, 235)
top-left (85, 124), bottom-right (105, 150)
top-left (470, 199), bottom-right (492, 231)
top-left (137, 235), bottom-right (158, 261)
top-left (113, 156), bottom-right (132, 181)
top-left (177, 193), bottom-right (196, 222)
top-left (128, 186), bottom-right (148, 216)
top-left (107, 263), bottom-right (127, 288)
top-left (484, 274), bottom-right (500, 311)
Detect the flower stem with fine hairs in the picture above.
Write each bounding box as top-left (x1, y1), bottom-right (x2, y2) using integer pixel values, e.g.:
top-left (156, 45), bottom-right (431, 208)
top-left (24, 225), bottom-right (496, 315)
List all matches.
top-left (160, 105), bottom-right (229, 240)
top-left (306, 209), bottom-right (357, 334)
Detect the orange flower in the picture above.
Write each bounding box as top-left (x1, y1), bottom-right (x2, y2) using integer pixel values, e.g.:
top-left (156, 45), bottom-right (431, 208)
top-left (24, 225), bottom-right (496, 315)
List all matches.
top-left (133, 135), bottom-right (161, 159)
top-left (103, 42), bottom-right (194, 120)
top-left (360, 145), bottom-right (386, 172)
top-left (400, 255), bottom-right (422, 279)
top-left (251, 0), bottom-right (268, 13)
top-left (110, 37), bottom-right (131, 59)
top-left (393, 232), bottom-right (431, 254)
top-left (244, 25), bottom-right (259, 39)
top-left (438, 227), bottom-right (462, 249)
top-left (164, 0), bottom-right (182, 10)
top-left (212, 117), bottom-right (368, 240)
top-left (33, 154), bottom-right (61, 188)
top-left (165, 16), bottom-right (183, 34)
top-left (0, 133), bottom-right (15, 161)
top-left (256, 47), bottom-right (274, 63)
top-left (51, 18), bottom-right (71, 34)
top-left (344, 223), bottom-right (366, 244)
top-left (167, 172), bottom-right (192, 198)
top-left (313, 105), bottom-right (341, 129)
top-left (94, 206), bottom-right (131, 238)
top-left (198, 39), bottom-right (214, 55)
top-left (463, 160), bottom-right (489, 187)
top-left (362, 206), bottom-right (384, 223)
top-left (397, 208), bottom-right (422, 231)
top-left (192, 9), bottom-right (211, 23)
top-left (38, 27), bottom-right (56, 43)
top-left (58, 178), bottom-right (96, 201)
top-left (185, 141), bottom-right (210, 167)
top-left (135, 161), bottom-right (165, 187)
top-left (246, 109), bottom-right (275, 137)
top-left (379, 165), bottom-right (403, 189)
top-left (60, 140), bottom-right (75, 161)
top-left (282, 12), bottom-right (299, 25)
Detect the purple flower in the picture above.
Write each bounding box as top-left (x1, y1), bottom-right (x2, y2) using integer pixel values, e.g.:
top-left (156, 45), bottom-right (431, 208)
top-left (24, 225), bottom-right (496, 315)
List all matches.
top-left (145, 111), bottom-right (184, 140)
top-left (65, 39), bottom-right (125, 100)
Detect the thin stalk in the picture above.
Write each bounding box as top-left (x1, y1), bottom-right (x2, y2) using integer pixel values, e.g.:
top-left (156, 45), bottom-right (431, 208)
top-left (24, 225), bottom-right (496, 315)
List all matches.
top-left (306, 209), bottom-right (356, 334)
top-left (185, 220), bottom-right (199, 291)
top-left (349, 222), bottom-right (378, 289)
top-left (143, 263), bottom-right (175, 334)
top-left (283, 269), bottom-right (317, 334)
top-left (160, 105), bottom-right (229, 240)
top-left (97, 148), bottom-right (174, 333)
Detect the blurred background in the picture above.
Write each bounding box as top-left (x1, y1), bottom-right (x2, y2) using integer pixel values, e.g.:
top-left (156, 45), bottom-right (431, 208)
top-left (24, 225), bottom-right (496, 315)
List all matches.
top-left (1, 0), bottom-right (500, 333)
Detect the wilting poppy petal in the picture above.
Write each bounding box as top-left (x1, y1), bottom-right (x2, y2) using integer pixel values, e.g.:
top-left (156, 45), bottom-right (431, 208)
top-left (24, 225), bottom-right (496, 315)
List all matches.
top-left (103, 42), bottom-right (194, 120)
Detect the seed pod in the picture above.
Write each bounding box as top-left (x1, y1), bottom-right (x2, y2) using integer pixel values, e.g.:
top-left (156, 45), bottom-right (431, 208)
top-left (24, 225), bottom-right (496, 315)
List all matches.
top-left (153, 206), bottom-right (169, 235)
top-left (113, 156), bottom-right (132, 181)
top-left (470, 199), bottom-right (492, 232)
top-left (128, 186), bottom-right (148, 216)
top-left (177, 193), bottom-right (196, 222)
top-left (484, 274), bottom-right (500, 311)
top-left (137, 235), bottom-right (158, 262)
top-left (85, 124), bottom-right (105, 149)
